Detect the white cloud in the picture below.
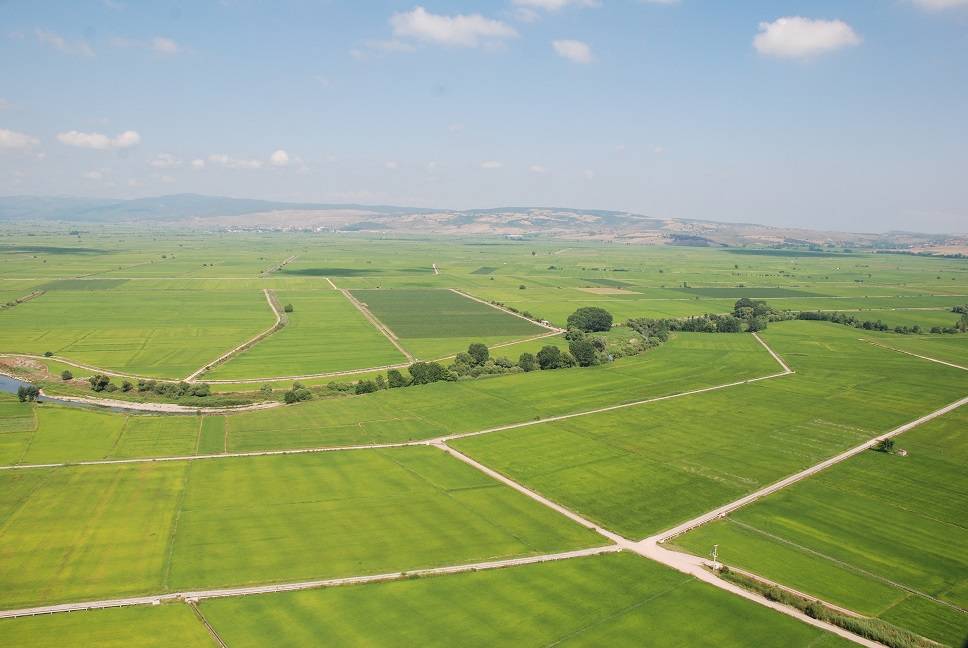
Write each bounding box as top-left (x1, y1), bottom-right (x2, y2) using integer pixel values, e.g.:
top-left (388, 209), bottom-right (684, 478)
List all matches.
top-left (553, 39), bottom-right (593, 63)
top-left (208, 153), bottom-right (263, 169)
top-left (911, 0), bottom-right (968, 8)
top-left (127, 178), bottom-right (143, 187)
top-left (529, 164), bottom-right (547, 173)
top-left (391, 6), bottom-right (518, 48)
top-left (0, 128), bottom-right (39, 150)
top-left (190, 158), bottom-right (205, 170)
top-left (583, 169), bottom-right (595, 180)
top-left (269, 150), bottom-right (290, 167)
top-left (158, 174), bottom-right (176, 184)
top-left (36, 29), bottom-right (94, 57)
top-left (447, 123), bottom-right (465, 133)
top-left (753, 17), bottom-right (861, 59)
top-left (58, 130), bottom-right (140, 150)
top-left (151, 37), bottom-right (179, 54)
top-left (149, 153), bottom-right (181, 169)
top-left (513, 0), bottom-right (599, 10)
top-left (384, 160), bottom-right (399, 170)
top-left (82, 169), bottom-right (106, 181)
top-left (481, 160), bottom-right (503, 169)
top-left (653, 145), bottom-right (665, 154)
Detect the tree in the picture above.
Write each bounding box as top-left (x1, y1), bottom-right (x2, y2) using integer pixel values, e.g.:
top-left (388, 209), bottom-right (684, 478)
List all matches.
top-left (568, 338), bottom-right (599, 367)
top-left (567, 307), bottom-right (613, 332)
top-left (467, 343), bottom-right (489, 365)
top-left (959, 312), bottom-right (968, 333)
top-left (121, 380), bottom-right (133, 392)
top-left (17, 384), bottom-right (39, 402)
top-left (260, 384), bottom-right (273, 396)
top-left (747, 317), bottom-right (768, 332)
top-left (716, 315), bottom-right (743, 333)
top-left (408, 362), bottom-right (452, 385)
top-left (60, 370), bottom-right (73, 381)
top-left (536, 345), bottom-right (563, 370)
top-left (518, 352), bottom-right (537, 372)
top-left (387, 369), bottom-right (408, 388)
top-left (355, 380), bottom-right (378, 394)
top-left (43, 351), bottom-right (54, 357)
top-left (374, 375), bottom-right (387, 390)
top-left (191, 383), bottom-right (210, 397)
top-left (89, 374), bottom-right (111, 392)
top-left (284, 303), bottom-right (294, 313)
top-left (283, 385), bottom-right (313, 403)
top-left (874, 438), bottom-right (895, 453)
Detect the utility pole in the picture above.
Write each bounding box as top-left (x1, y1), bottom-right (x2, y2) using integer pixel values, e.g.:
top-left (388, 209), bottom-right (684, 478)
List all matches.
top-left (711, 544), bottom-right (719, 570)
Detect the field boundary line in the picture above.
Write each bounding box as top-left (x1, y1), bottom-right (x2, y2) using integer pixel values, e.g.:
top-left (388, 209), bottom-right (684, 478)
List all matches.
top-left (432, 263), bottom-right (439, 275)
top-left (259, 255), bottom-right (297, 278)
top-left (645, 394), bottom-right (968, 544)
top-left (752, 332), bottom-right (793, 374)
top-left (0, 354), bottom-right (178, 384)
top-left (184, 289), bottom-right (287, 382)
top-left (189, 601), bottom-right (228, 648)
top-left (448, 288), bottom-right (565, 333)
top-left (860, 338), bottom-right (967, 371)
top-left (432, 444), bottom-right (880, 646)
top-left (0, 546), bottom-right (620, 619)
top-left (339, 288), bottom-right (415, 363)
top-left (324, 277), bottom-right (338, 289)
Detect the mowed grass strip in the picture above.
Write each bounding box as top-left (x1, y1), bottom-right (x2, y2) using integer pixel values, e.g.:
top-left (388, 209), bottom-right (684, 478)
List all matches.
top-left (0, 603), bottom-right (213, 648)
top-left (674, 407), bottom-right (968, 646)
top-left (200, 552), bottom-right (851, 648)
top-left (452, 322), bottom-right (968, 539)
top-left (0, 447), bottom-right (597, 607)
top-left (209, 290), bottom-right (406, 379)
top-left (349, 288), bottom-right (545, 358)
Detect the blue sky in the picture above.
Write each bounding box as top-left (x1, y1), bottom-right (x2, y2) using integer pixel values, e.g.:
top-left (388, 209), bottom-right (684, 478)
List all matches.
top-left (1, 0), bottom-right (966, 232)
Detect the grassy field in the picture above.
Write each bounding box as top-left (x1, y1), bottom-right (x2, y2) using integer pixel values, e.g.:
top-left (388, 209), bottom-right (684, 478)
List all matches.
top-left (0, 603), bottom-right (214, 647)
top-left (208, 289), bottom-right (406, 379)
top-left (452, 322), bottom-right (968, 538)
top-left (673, 407), bottom-right (968, 646)
top-left (0, 447), bottom-right (598, 607)
top-left (0, 333), bottom-right (776, 465)
top-left (0, 286), bottom-right (273, 378)
top-left (200, 552), bottom-right (851, 647)
top-left (350, 288), bottom-right (547, 358)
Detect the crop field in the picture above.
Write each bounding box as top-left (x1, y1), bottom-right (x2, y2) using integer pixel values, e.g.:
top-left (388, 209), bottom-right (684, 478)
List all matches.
top-left (673, 407), bottom-right (968, 646)
top-left (452, 323), bottom-right (968, 538)
top-left (208, 289), bottom-right (406, 379)
top-left (199, 552), bottom-right (850, 648)
top-left (349, 288), bottom-right (547, 358)
top-left (0, 286), bottom-right (273, 378)
top-left (1, 232), bottom-right (966, 647)
top-left (0, 447), bottom-right (598, 608)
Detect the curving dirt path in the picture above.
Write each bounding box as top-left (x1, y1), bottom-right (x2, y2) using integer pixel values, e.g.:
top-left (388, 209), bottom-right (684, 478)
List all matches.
top-left (34, 392), bottom-right (282, 415)
top-left (184, 289), bottom-right (286, 382)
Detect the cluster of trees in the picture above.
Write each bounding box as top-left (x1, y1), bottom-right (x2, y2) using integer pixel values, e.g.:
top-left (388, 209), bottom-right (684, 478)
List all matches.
top-left (17, 384), bottom-right (40, 402)
top-left (797, 309), bottom-right (966, 335)
top-left (627, 299), bottom-right (778, 337)
top-left (283, 382), bottom-right (313, 403)
top-left (87, 374), bottom-right (211, 398)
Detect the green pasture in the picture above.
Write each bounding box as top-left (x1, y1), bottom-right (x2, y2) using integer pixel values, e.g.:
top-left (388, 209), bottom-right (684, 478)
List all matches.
top-left (208, 289), bottom-right (406, 379)
top-left (452, 322), bottom-right (968, 538)
top-left (674, 407), bottom-right (968, 646)
top-left (0, 447), bottom-right (597, 607)
top-left (200, 552), bottom-right (850, 648)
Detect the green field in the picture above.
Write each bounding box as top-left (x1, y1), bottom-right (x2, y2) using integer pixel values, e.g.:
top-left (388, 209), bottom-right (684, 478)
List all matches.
top-left (200, 552), bottom-right (850, 647)
top-left (208, 289), bottom-right (406, 379)
top-left (350, 288), bottom-right (547, 358)
top-left (452, 323), bottom-right (968, 538)
top-left (0, 447), bottom-right (598, 607)
top-left (673, 407), bottom-right (968, 646)
top-left (0, 603), bottom-right (215, 648)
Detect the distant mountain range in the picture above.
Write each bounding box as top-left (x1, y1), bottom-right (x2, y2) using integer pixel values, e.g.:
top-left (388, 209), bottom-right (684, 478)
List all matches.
top-left (1, 194), bottom-right (964, 254)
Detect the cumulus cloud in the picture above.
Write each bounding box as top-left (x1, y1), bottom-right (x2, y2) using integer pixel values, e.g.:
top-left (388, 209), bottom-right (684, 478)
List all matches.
top-left (269, 149), bottom-right (290, 167)
top-left (911, 0), bottom-right (968, 8)
top-left (149, 153), bottom-right (181, 169)
top-left (753, 17), bottom-right (861, 59)
top-left (208, 153), bottom-right (263, 169)
top-left (0, 128), bottom-right (39, 150)
top-left (481, 160), bottom-right (503, 169)
top-left (529, 164), bottom-right (547, 173)
top-left (36, 29), bottom-right (94, 57)
top-left (58, 130), bottom-right (141, 150)
top-left (391, 6), bottom-right (518, 48)
top-left (553, 39), bottom-right (593, 63)
top-left (190, 158), bottom-right (205, 170)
